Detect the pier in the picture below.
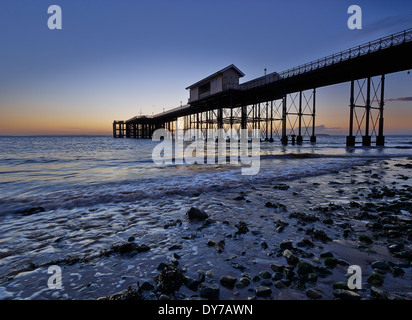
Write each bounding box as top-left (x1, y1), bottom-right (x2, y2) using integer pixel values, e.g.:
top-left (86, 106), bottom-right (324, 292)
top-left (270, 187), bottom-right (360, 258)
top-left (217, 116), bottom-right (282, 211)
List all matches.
top-left (113, 28), bottom-right (412, 146)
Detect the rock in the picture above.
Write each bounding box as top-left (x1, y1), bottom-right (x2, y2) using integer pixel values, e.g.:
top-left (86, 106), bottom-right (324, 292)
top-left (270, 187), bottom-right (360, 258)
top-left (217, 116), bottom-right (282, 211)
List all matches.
top-left (259, 271), bottom-right (272, 280)
top-left (260, 279), bottom-right (273, 286)
top-left (239, 277), bottom-right (250, 287)
top-left (274, 281), bottom-right (286, 289)
top-left (153, 264), bottom-right (185, 294)
top-left (307, 273), bottom-right (318, 283)
top-left (270, 263), bottom-right (285, 272)
top-left (184, 276), bottom-right (201, 291)
top-left (283, 249), bottom-right (299, 265)
top-left (234, 195), bottom-right (246, 201)
top-left (172, 252), bottom-right (181, 260)
top-left (370, 286), bottom-right (389, 300)
top-left (320, 251), bottom-right (334, 258)
top-left (359, 235), bottom-right (373, 244)
top-left (235, 221), bottom-right (249, 235)
top-left (371, 260), bottom-right (389, 270)
top-left (333, 289), bottom-right (361, 300)
top-left (199, 218), bottom-right (215, 229)
top-left (157, 261), bottom-right (171, 271)
top-left (390, 266), bottom-right (405, 277)
top-left (324, 257), bottom-right (339, 268)
top-left (290, 212), bottom-right (319, 223)
top-left (280, 240), bottom-right (294, 250)
top-left (313, 266), bottom-right (332, 278)
top-left (18, 207), bottom-right (45, 216)
top-left (164, 219), bottom-right (182, 229)
top-left (235, 282), bottom-right (245, 289)
top-left (169, 244), bottom-right (183, 251)
top-left (306, 228), bottom-right (331, 242)
top-left (199, 283), bottom-right (220, 299)
top-left (368, 222), bottom-right (383, 230)
top-left (271, 272), bottom-right (283, 281)
top-left (261, 241), bottom-right (268, 249)
top-left (323, 218), bottom-right (333, 225)
top-left (159, 294), bottom-right (170, 300)
top-left (367, 273), bottom-right (384, 286)
top-left (127, 236), bottom-right (135, 242)
top-left (338, 259), bottom-right (350, 266)
top-left (220, 275), bottom-right (237, 289)
top-left (139, 281), bottom-right (154, 291)
top-left (214, 240), bottom-right (225, 253)
top-left (297, 238), bottom-right (314, 248)
top-left (333, 281), bottom-right (348, 290)
top-left (388, 243), bottom-right (403, 253)
top-left (273, 184), bottom-right (290, 190)
top-left (110, 242), bottom-right (150, 255)
top-left (266, 202), bottom-right (287, 212)
top-left (186, 207), bottom-right (208, 220)
top-left (306, 289), bottom-right (322, 299)
top-left (170, 255), bottom-right (179, 266)
top-left (207, 239), bottom-right (216, 247)
top-left (283, 267), bottom-right (295, 280)
top-left (101, 286), bottom-right (143, 300)
top-left (255, 286), bottom-right (272, 297)
top-left (205, 270), bottom-right (214, 278)
top-left (296, 261), bottom-right (313, 276)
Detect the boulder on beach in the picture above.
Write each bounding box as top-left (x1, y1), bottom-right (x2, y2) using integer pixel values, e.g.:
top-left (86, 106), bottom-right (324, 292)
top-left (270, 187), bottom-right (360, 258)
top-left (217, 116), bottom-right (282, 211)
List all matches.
top-left (186, 207), bottom-right (208, 220)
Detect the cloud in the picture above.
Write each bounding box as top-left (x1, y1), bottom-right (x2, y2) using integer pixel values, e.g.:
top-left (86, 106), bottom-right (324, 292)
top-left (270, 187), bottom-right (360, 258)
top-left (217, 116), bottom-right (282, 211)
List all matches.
top-left (386, 97), bottom-right (412, 102)
top-left (315, 125), bottom-right (342, 131)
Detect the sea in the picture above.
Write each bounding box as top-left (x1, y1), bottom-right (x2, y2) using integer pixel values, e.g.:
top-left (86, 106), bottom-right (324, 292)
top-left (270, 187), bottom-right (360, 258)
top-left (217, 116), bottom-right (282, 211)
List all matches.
top-left (0, 135), bottom-right (411, 299)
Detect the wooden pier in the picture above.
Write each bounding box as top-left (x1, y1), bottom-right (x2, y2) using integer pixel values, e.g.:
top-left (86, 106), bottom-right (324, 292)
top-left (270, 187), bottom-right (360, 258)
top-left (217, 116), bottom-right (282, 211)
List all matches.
top-left (114, 28), bottom-right (412, 146)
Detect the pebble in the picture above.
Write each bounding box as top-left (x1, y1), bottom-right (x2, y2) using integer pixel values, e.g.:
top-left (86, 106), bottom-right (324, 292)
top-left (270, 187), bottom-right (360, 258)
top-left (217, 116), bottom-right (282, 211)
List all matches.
top-left (367, 273), bottom-right (384, 286)
top-left (274, 281), bottom-right (286, 289)
top-left (333, 289), bottom-right (361, 300)
top-left (187, 207), bottom-right (208, 220)
top-left (370, 286), bottom-right (389, 300)
top-left (371, 260), bottom-right (389, 270)
top-left (306, 289), bottom-right (322, 299)
top-left (259, 271), bottom-right (272, 279)
top-left (270, 263), bottom-right (285, 272)
top-left (271, 272), bottom-right (283, 281)
top-left (296, 261), bottom-right (313, 276)
top-left (283, 249), bottom-right (299, 265)
top-left (199, 283), bottom-right (220, 299)
top-left (280, 241), bottom-right (294, 250)
top-left (255, 286), bottom-right (272, 297)
top-left (220, 276), bottom-right (237, 289)
top-left (324, 257), bottom-right (339, 268)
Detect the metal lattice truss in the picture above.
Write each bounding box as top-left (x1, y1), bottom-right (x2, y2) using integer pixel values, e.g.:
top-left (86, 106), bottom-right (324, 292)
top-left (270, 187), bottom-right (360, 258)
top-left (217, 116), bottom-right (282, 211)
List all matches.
top-left (284, 89), bottom-right (316, 141)
top-left (350, 76), bottom-right (384, 140)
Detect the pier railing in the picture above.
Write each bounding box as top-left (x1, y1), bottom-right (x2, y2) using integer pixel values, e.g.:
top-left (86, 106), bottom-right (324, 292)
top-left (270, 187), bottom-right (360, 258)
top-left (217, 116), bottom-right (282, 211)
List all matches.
top-left (238, 28), bottom-right (412, 91)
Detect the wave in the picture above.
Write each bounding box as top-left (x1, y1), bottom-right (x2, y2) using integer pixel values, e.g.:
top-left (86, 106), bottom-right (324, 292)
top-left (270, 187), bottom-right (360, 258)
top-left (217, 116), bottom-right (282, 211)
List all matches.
top-left (0, 154), bottom-right (382, 217)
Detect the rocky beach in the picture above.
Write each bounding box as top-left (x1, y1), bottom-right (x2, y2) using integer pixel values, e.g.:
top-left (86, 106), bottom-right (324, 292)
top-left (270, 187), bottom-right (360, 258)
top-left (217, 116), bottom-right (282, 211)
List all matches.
top-left (1, 153), bottom-right (410, 301)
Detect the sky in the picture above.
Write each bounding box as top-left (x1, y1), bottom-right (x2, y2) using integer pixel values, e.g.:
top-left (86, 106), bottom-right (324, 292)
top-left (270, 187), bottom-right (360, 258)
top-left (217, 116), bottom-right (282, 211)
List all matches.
top-left (0, 0), bottom-right (411, 135)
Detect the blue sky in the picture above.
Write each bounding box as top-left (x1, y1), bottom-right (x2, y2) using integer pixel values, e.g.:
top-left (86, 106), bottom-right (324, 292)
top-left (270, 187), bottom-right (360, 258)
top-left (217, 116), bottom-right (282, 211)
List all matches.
top-left (0, 0), bottom-right (411, 135)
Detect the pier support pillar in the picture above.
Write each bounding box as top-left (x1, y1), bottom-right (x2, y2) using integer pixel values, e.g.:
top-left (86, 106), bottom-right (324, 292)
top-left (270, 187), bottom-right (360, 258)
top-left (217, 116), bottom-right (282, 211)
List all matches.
top-left (281, 95), bottom-right (288, 145)
top-left (297, 91), bottom-right (303, 144)
top-left (346, 79), bottom-right (355, 147)
top-left (377, 74), bottom-right (385, 146)
top-left (362, 77), bottom-right (371, 146)
top-left (241, 105), bottom-right (247, 130)
top-left (311, 88), bottom-right (316, 143)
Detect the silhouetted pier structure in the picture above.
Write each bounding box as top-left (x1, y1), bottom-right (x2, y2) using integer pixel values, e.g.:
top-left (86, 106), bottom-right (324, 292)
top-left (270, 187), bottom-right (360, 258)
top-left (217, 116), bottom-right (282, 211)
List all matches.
top-left (114, 28), bottom-right (412, 146)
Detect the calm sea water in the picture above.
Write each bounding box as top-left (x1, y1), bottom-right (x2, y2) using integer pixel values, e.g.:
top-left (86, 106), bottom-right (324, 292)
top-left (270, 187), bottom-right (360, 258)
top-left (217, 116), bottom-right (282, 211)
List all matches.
top-left (0, 135), bottom-right (411, 216)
